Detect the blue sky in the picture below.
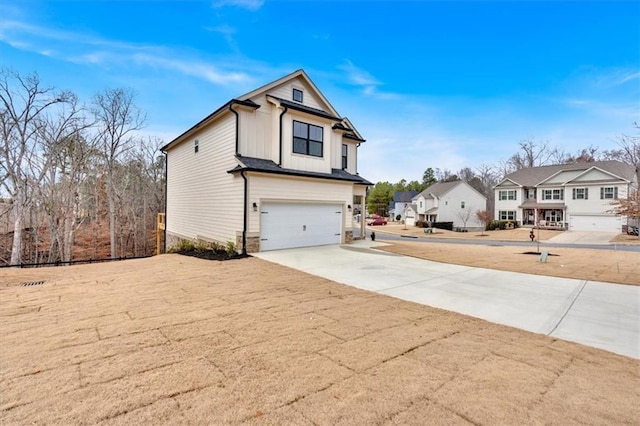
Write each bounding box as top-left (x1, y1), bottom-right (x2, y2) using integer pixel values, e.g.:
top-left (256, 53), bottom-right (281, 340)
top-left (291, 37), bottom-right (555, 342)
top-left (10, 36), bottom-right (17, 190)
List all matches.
top-left (1, 0), bottom-right (638, 183)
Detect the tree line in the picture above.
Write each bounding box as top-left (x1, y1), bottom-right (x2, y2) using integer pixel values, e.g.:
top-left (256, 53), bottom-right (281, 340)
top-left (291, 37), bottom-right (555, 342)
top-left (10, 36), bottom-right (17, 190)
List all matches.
top-left (367, 133), bottom-right (640, 217)
top-left (1, 69), bottom-right (165, 266)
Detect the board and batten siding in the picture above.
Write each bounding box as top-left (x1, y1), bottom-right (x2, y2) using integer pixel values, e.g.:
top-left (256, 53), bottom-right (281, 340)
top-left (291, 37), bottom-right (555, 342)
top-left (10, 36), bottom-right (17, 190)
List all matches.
top-left (267, 78), bottom-right (326, 111)
top-left (246, 174), bottom-right (354, 235)
top-left (280, 113), bottom-right (333, 174)
top-left (237, 100), bottom-right (276, 162)
top-left (166, 113), bottom-right (244, 245)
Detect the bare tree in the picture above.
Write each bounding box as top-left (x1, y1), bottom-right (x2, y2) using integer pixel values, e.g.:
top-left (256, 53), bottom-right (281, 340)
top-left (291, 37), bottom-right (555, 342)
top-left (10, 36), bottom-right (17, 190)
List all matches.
top-left (456, 206), bottom-right (472, 230)
top-left (609, 190), bottom-right (640, 239)
top-left (475, 210), bottom-right (492, 236)
top-left (0, 69), bottom-right (72, 265)
top-left (92, 88), bottom-right (146, 259)
top-left (553, 146), bottom-right (600, 164)
top-left (475, 163), bottom-right (499, 216)
top-left (507, 138), bottom-right (555, 171)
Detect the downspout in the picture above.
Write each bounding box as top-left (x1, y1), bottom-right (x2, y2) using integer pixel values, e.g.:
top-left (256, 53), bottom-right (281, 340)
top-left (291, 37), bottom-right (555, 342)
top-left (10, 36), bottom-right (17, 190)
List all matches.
top-left (240, 171), bottom-right (248, 255)
top-left (163, 151), bottom-right (168, 253)
top-left (229, 102), bottom-right (240, 156)
top-left (278, 105), bottom-right (288, 166)
top-left (356, 142), bottom-right (361, 175)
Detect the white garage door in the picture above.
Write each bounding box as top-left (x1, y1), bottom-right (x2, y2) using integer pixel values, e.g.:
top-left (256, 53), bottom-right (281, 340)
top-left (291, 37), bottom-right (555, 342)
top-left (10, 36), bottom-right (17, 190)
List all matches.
top-left (260, 203), bottom-right (342, 251)
top-left (569, 215), bottom-right (621, 232)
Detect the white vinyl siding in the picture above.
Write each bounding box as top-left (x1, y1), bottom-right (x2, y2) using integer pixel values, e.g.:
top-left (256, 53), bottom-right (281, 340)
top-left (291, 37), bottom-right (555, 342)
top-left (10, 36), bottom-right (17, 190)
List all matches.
top-left (166, 113), bottom-right (243, 244)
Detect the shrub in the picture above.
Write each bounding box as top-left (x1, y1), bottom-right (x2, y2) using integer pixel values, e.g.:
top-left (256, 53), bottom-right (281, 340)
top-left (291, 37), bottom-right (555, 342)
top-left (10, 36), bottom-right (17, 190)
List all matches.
top-left (432, 221), bottom-right (454, 231)
top-left (225, 241), bottom-right (238, 257)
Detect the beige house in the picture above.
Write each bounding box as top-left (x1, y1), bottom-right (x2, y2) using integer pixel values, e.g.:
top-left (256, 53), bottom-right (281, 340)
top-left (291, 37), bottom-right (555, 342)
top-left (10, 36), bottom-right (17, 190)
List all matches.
top-left (494, 160), bottom-right (637, 232)
top-left (161, 70), bottom-right (371, 253)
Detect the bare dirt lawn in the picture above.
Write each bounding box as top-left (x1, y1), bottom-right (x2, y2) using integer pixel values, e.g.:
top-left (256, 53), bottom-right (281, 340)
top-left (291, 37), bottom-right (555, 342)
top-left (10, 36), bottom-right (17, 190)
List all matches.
top-left (371, 225), bottom-right (640, 286)
top-left (1, 255), bottom-right (638, 425)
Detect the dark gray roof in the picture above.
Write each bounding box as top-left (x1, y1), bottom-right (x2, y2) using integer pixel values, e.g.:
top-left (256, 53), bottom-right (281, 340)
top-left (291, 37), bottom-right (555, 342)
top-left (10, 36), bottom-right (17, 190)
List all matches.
top-left (499, 160), bottom-right (636, 187)
top-left (393, 191), bottom-right (419, 202)
top-left (228, 156), bottom-right (372, 185)
top-left (266, 95), bottom-right (341, 121)
top-left (415, 181), bottom-right (462, 199)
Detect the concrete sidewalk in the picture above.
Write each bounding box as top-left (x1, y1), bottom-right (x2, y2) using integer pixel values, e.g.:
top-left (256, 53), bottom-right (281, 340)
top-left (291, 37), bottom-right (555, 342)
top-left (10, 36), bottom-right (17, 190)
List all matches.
top-left (254, 241), bottom-right (640, 359)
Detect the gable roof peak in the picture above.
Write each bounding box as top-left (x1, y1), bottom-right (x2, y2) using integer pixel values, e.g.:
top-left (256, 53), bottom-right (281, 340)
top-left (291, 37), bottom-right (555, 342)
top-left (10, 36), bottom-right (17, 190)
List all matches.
top-left (238, 69), bottom-right (341, 118)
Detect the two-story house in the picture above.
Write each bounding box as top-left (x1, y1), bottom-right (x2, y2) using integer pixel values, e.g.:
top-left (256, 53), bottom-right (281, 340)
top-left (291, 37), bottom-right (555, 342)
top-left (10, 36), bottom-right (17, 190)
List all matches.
top-left (161, 70), bottom-right (371, 253)
top-left (389, 191), bottom-right (419, 221)
top-left (494, 160), bottom-right (637, 232)
top-left (412, 181), bottom-right (487, 230)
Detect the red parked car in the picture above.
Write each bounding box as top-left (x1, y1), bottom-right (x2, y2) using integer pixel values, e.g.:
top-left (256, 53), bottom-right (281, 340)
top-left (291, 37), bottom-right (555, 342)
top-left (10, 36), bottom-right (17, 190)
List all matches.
top-left (368, 217), bottom-right (387, 226)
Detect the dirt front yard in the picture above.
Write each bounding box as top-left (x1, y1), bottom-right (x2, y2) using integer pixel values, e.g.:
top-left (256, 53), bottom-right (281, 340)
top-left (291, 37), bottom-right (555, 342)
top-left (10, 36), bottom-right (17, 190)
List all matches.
top-left (376, 241), bottom-right (640, 286)
top-left (1, 255), bottom-right (638, 425)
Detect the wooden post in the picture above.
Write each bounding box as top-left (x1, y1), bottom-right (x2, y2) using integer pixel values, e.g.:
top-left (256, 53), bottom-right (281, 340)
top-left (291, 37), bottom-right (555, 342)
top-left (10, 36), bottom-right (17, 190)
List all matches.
top-left (156, 213), bottom-right (165, 255)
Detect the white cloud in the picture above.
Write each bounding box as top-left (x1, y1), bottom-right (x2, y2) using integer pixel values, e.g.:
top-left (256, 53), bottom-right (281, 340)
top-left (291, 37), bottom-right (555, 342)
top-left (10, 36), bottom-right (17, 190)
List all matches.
top-left (212, 0), bottom-right (264, 11)
top-left (337, 60), bottom-right (400, 100)
top-left (1, 19), bottom-right (255, 87)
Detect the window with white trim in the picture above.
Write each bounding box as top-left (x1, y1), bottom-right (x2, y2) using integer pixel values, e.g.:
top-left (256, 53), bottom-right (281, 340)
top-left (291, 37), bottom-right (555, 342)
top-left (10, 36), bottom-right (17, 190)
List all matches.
top-left (293, 120), bottom-right (323, 157)
top-left (542, 189), bottom-right (563, 200)
top-left (572, 188), bottom-right (588, 200)
top-left (341, 144), bottom-right (348, 169)
top-left (544, 210), bottom-right (563, 222)
top-left (499, 210), bottom-right (516, 220)
top-left (461, 201), bottom-right (465, 209)
top-left (600, 187), bottom-right (618, 199)
top-left (498, 190), bottom-right (516, 200)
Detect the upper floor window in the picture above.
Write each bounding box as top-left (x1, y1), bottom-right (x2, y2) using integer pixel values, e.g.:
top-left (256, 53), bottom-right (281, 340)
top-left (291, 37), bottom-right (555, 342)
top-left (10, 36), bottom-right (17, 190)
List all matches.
top-left (600, 187), bottom-right (618, 199)
top-left (527, 189), bottom-right (536, 199)
top-left (572, 188), bottom-right (588, 200)
top-left (461, 201), bottom-right (465, 209)
top-left (292, 88), bottom-right (303, 103)
top-left (293, 120), bottom-right (323, 157)
top-left (498, 190), bottom-right (516, 201)
top-left (542, 189), bottom-right (563, 200)
top-left (341, 144), bottom-right (348, 169)
top-left (194, 139), bottom-right (199, 153)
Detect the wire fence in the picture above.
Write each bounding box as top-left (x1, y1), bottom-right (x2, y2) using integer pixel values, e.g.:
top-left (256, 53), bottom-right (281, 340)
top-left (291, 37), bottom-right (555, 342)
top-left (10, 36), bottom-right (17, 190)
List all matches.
top-left (0, 255), bottom-right (153, 269)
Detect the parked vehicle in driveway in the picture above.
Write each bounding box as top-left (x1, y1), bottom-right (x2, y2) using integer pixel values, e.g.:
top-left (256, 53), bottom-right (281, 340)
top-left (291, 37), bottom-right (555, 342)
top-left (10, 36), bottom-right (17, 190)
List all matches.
top-left (368, 217), bottom-right (387, 226)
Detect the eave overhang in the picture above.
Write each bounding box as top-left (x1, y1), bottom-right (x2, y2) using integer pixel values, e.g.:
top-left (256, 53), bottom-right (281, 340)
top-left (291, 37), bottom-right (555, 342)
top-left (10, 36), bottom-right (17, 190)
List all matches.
top-left (161, 99), bottom-right (260, 153)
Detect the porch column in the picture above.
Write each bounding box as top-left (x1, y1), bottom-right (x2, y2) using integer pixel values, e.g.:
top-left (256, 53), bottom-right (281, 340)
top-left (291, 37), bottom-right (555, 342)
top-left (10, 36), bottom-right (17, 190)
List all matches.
top-left (534, 208), bottom-right (538, 226)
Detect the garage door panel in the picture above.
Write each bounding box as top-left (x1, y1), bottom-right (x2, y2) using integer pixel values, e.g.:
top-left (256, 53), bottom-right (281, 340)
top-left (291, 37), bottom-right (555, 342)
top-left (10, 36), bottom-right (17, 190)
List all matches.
top-left (569, 215), bottom-right (621, 232)
top-left (261, 203), bottom-right (342, 251)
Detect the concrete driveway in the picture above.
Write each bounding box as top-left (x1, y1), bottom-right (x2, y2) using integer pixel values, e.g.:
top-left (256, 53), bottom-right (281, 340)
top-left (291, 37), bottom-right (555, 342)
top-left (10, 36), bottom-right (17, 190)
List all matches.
top-left (546, 231), bottom-right (617, 244)
top-left (254, 241), bottom-right (640, 359)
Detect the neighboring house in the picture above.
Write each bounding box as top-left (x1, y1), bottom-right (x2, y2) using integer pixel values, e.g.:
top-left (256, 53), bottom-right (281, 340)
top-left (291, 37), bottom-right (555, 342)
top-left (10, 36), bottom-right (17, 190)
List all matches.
top-left (493, 160), bottom-right (638, 232)
top-left (412, 181), bottom-right (487, 230)
top-left (404, 203), bottom-right (418, 227)
top-left (161, 70), bottom-right (371, 253)
top-left (389, 190), bottom-right (419, 221)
